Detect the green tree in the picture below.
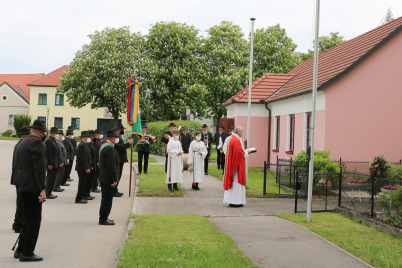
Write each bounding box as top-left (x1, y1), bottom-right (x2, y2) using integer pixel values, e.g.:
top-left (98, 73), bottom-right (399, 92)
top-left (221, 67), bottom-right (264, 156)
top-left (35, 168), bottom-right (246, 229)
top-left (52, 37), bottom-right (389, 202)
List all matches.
top-left (202, 21), bottom-right (248, 123)
top-left (58, 26), bottom-right (145, 127)
top-left (13, 114), bottom-right (31, 137)
top-left (141, 21), bottom-right (207, 121)
top-left (300, 32), bottom-right (345, 61)
top-left (381, 7), bottom-right (394, 25)
top-left (253, 24), bottom-right (300, 79)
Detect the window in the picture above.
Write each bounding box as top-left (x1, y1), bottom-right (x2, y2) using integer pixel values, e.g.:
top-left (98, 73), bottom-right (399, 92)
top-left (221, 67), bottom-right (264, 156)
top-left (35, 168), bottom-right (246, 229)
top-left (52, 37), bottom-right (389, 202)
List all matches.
top-left (273, 116), bottom-right (280, 151)
top-left (287, 114), bottom-right (295, 153)
top-left (71, 118), bottom-right (80, 130)
top-left (306, 113), bottom-right (312, 149)
top-left (8, 114), bottom-right (15, 126)
top-left (54, 117), bottom-right (63, 129)
top-left (38, 116), bottom-right (46, 124)
top-left (55, 94), bottom-right (64, 106)
top-left (38, 93), bottom-right (47, 105)
top-left (2, 95), bottom-right (7, 101)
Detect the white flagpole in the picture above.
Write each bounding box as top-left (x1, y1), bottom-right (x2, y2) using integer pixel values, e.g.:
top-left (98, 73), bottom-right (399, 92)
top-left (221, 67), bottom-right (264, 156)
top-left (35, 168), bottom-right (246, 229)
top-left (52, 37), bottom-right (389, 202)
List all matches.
top-left (307, 0), bottom-right (320, 223)
top-left (246, 18), bottom-right (255, 180)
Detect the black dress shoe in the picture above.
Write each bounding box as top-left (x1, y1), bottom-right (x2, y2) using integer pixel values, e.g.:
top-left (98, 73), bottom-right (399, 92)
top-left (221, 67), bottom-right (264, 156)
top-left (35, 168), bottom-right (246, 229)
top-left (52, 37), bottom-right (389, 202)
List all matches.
top-left (53, 188), bottom-right (63, 192)
top-left (113, 192), bottom-right (124, 197)
top-left (144, 172), bottom-right (148, 174)
top-left (99, 219), bottom-right (115, 225)
top-left (61, 183), bottom-right (70, 186)
top-left (83, 196), bottom-right (95, 200)
top-left (229, 204), bottom-right (244, 207)
top-left (107, 218), bottom-right (114, 222)
top-left (204, 172), bottom-right (208, 175)
top-left (167, 188), bottom-right (174, 192)
top-left (47, 194), bottom-right (57, 199)
top-left (14, 250), bottom-right (20, 259)
top-left (19, 253), bottom-right (43, 262)
top-left (66, 178), bottom-right (74, 182)
top-left (75, 199), bottom-right (88, 204)
top-left (91, 188), bottom-right (100, 193)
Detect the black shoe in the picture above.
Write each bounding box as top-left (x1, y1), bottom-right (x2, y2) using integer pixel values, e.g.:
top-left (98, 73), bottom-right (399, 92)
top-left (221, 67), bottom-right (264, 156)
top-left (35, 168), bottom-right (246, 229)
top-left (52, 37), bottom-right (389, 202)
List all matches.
top-left (107, 218), bottom-right (114, 222)
top-left (229, 204), bottom-right (244, 207)
top-left (61, 183), bottom-right (70, 186)
top-left (53, 188), bottom-right (64, 192)
top-left (204, 172), bottom-right (208, 175)
top-left (217, 167), bottom-right (220, 170)
top-left (66, 178), bottom-right (74, 182)
top-left (144, 172), bottom-right (148, 174)
top-left (75, 199), bottom-right (88, 204)
top-left (47, 194), bottom-right (57, 199)
top-left (167, 188), bottom-right (174, 192)
top-left (14, 250), bottom-right (20, 259)
top-left (19, 253), bottom-right (43, 262)
top-left (83, 196), bottom-right (95, 200)
top-left (91, 188), bottom-right (100, 193)
top-left (99, 219), bottom-right (115, 225)
top-left (192, 185), bottom-right (196, 190)
top-left (114, 192), bottom-right (124, 197)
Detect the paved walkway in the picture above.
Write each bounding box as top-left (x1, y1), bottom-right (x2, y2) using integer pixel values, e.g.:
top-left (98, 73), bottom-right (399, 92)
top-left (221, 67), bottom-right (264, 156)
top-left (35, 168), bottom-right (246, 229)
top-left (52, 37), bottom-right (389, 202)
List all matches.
top-left (134, 153), bottom-right (372, 268)
top-left (0, 140), bottom-right (134, 268)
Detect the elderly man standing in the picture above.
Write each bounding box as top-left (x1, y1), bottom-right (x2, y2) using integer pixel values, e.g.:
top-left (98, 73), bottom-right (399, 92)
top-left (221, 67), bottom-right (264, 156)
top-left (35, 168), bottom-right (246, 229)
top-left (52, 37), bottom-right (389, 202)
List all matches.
top-left (14, 119), bottom-right (47, 262)
top-left (75, 131), bottom-right (91, 204)
top-left (44, 127), bottom-right (60, 199)
top-left (223, 126), bottom-right (254, 207)
top-left (53, 130), bottom-right (66, 193)
top-left (114, 124), bottom-right (133, 197)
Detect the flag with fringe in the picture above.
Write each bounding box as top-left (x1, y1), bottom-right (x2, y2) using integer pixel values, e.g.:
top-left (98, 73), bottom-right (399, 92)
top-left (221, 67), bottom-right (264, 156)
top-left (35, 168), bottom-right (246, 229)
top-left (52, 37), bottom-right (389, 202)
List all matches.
top-left (126, 77), bottom-right (143, 146)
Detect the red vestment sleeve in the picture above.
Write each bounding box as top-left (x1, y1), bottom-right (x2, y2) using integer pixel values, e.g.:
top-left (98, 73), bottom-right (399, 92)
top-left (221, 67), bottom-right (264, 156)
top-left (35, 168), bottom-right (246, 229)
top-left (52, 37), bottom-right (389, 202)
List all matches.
top-left (223, 135), bottom-right (246, 190)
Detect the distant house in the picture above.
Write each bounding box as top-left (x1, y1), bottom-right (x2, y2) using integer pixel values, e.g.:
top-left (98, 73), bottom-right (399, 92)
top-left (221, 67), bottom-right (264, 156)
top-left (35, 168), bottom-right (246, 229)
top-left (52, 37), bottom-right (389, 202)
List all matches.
top-left (224, 16), bottom-right (402, 167)
top-left (28, 65), bottom-right (129, 134)
top-left (0, 73), bottom-right (44, 133)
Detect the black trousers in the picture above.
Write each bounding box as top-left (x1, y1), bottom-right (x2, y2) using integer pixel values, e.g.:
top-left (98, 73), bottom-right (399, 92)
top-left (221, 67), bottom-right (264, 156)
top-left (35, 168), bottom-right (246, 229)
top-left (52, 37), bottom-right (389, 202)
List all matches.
top-left (76, 171), bottom-right (89, 202)
top-left (115, 162), bottom-right (124, 193)
top-left (92, 167), bottom-right (100, 190)
top-left (165, 155), bottom-right (168, 173)
top-left (62, 161), bottom-right (73, 184)
top-left (84, 170), bottom-right (94, 197)
top-left (99, 182), bottom-right (115, 222)
top-left (17, 191), bottom-right (42, 256)
top-left (54, 166), bottom-right (65, 189)
top-left (67, 159), bottom-right (74, 180)
top-left (13, 187), bottom-right (24, 230)
top-left (138, 151), bottom-right (149, 173)
top-left (204, 149), bottom-right (210, 172)
top-left (46, 168), bottom-right (57, 195)
top-left (217, 150), bottom-right (225, 170)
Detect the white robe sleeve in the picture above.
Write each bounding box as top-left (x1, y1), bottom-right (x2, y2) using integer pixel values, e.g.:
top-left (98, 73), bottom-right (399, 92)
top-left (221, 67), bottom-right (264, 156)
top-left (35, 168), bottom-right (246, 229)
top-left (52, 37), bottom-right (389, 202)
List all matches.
top-left (223, 136), bottom-right (231, 155)
top-left (200, 141), bottom-right (207, 159)
top-left (187, 141), bottom-right (194, 165)
top-left (167, 140), bottom-right (179, 157)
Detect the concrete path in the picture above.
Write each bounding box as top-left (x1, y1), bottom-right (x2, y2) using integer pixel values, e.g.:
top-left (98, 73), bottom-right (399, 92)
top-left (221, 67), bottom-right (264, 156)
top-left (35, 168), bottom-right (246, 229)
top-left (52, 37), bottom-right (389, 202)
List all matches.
top-left (134, 153), bottom-right (372, 268)
top-left (0, 140), bottom-right (134, 268)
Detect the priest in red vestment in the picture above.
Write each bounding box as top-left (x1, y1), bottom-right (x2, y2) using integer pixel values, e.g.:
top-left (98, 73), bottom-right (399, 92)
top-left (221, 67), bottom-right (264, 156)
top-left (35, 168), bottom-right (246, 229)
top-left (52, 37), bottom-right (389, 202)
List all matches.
top-left (223, 126), bottom-right (253, 207)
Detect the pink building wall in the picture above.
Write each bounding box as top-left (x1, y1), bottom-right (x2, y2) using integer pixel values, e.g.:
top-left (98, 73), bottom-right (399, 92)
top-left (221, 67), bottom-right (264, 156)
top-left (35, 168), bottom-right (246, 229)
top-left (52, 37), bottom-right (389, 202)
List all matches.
top-left (324, 31), bottom-right (402, 162)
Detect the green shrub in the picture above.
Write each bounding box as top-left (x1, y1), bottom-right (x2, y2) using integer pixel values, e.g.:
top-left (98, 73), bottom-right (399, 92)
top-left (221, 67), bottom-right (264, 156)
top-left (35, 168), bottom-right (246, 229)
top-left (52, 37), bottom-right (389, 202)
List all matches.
top-left (378, 186), bottom-right (402, 227)
top-left (387, 164), bottom-right (402, 180)
top-left (2, 129), bottom-right (17, 137)
top-left (13, 114), bottom-right (31, 137)
top-left (367, 156), bottom-right (389, 195)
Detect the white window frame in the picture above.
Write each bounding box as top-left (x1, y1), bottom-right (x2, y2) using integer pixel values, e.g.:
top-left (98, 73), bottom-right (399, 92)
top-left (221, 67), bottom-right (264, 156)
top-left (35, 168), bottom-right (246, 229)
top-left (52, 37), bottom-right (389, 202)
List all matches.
top-left (8, 114), bottom-right (16, 126)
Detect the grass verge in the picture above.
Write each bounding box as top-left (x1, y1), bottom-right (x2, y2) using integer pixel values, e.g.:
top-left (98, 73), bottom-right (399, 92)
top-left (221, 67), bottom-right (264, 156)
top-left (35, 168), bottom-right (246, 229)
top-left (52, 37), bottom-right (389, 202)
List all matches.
top-left (126, 152), bottom-right (157, 162)
top-left (136, 164), bottom-right (184, 197)
top-left (277, 212), bottom-right (402, 268)
top-left (118, 215), bottom-right (256, 268)
top-left (0, 136), bottom-right (20, 140)
top-left (208, 165), bottom-right (293, 198)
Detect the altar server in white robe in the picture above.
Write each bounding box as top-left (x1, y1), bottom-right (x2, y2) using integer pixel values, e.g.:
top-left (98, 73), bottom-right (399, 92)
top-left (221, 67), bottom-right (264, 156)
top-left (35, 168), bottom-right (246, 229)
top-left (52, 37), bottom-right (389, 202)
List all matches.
top-left (187, 132), bottom-right (208, 190)
top-left (166, 129), bottom-right (183, 192)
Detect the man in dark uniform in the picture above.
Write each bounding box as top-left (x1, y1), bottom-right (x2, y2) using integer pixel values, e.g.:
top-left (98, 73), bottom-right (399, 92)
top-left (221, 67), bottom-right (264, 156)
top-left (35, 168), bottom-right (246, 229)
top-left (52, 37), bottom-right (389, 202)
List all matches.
top-left (67, 126), bottom-right (77, 182)
top-left (62, 129), bottom-right (74, 186)
top-left (161, 122), bottom-right (175, 173)
top-left (11, 126), bottom-right (31, 233)
top-left (114, 123), bottom-right (133, 197)
top-left (201, 124), bottom-right (213, 175)
top-left (91, 129), bottom-right (103, 193)
top-left (44, 127), bottom-right (60, 199)
top-left (215, 125), bottom-right (228, 172)
top-left (53, 130), bottom-right (67, 193)
top-left (14, 119), bottom-right (47, 262)
top-left (98, 129), bottom-right (120, 225)
top-left (180, 126), bottom-right (191, 154)
top-left (83, 130), bottom-right (96, 201)
top-left (75, 131), bottom-right (91, 204)
top-left (137, 124), bottom-right (154, 174)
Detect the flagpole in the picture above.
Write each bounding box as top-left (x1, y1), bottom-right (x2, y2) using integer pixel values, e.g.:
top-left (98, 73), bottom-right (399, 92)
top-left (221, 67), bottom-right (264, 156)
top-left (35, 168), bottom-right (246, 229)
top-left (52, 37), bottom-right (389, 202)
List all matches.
top-left (307, 0), bottom-right (320, 223)
top-left (246, 17), bottom-right (255, 180)
top-left (129, 133), bottom-right (134, 197)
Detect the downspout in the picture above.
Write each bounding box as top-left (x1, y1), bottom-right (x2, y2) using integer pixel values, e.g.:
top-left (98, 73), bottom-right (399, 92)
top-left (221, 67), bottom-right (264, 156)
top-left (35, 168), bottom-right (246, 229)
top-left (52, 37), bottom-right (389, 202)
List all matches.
top-left (264, 101), bottom-right (271, 164)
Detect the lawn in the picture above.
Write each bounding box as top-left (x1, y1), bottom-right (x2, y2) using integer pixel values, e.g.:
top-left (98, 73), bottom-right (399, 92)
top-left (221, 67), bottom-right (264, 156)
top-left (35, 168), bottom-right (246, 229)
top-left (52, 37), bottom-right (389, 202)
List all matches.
top-left (208, 165), bottom-right (293, 198)
top-left (0, 136), bottom-right (20, 140)
top-left (136, 164), bottom-right (184, 197)
top-left (277, 213), bottom-right (402, 268)
top-left (126, 152), bottom-right (157, 162)
top-left (118, 215), bottom-right (256, 268)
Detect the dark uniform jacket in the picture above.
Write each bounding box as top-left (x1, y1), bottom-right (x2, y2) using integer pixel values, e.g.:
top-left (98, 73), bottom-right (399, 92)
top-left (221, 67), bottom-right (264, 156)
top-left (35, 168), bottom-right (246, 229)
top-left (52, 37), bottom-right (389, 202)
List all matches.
top-left (88, 142), bottom-right (97, 170)
top-left (70, 137), bottom-right (77, 156)
top-left (215, 131), bottom-right (228, 147)
top-left (180, 132), bottom-right (191, 153)
top-left (11, 139), bottom-right (24, 185)
top-left (75, 141), bottom-right (91, 172)
top-left (45, 136), bottom-right (60, 168)
top-left (137, 132), bottom-right (154, 153)
top-left (15, 135), bottom-right (47, 193)
top-left (99, 143), bottom-right (120, 184)
top-left (161, 130), bottom-right (172, 145)
top-left (114, 136), bottom-right (130, 163)
top-left (63, 138), bottom-right (74, 162)
top-left (93, 137), bottom-right (102, 165)
top-left (56, 139), bottom-right (67, 165)
top-left (201, 131), bottom-right (213, 150)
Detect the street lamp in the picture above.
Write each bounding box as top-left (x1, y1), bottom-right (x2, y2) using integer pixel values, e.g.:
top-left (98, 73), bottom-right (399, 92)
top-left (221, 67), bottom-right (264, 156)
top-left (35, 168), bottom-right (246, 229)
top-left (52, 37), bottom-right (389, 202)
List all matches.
top-left (145, 89), bottom-right (151, 125)
top-left (46, 106), bottom-right (49, 136)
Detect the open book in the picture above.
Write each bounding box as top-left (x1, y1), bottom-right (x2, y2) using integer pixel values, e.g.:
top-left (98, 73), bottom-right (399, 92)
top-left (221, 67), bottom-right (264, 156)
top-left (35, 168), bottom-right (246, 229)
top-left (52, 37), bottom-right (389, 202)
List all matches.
top-left (248, 147), bottom-right (257, 154)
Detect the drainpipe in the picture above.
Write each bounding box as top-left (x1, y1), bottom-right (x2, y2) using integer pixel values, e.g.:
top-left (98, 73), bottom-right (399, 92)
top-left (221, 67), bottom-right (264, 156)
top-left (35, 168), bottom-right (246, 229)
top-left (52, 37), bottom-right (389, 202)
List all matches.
top-left (264, 101), bottom-right (271, 164)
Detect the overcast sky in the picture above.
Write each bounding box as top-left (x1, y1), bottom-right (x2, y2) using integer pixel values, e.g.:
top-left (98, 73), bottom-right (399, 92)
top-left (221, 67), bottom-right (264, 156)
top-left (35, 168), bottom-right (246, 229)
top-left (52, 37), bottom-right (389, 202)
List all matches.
top-left (1, 0), bottom-right (401, 74)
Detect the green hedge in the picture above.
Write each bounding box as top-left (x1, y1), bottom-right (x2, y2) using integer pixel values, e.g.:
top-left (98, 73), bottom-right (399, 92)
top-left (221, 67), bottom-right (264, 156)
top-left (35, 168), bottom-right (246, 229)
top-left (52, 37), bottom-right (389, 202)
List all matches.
top-left (145, 121), bottom-right (203, 155)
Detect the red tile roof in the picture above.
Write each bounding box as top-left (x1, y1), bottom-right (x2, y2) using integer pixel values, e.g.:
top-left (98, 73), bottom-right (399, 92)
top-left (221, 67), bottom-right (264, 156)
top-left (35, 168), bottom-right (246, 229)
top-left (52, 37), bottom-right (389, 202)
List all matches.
top-left (223, 73), bottom-right (295, 106)
top-left (29, 65), bottom-right (69, 87)
top-left (267, 16), bottom-right (402, 102)
top-left (0, 73), bottom-right (44, 100)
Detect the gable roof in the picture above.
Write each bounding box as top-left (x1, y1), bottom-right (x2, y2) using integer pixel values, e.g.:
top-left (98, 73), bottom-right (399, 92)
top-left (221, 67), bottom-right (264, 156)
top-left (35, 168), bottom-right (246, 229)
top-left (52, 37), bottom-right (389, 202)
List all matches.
top-left (0, 82), bottom-right (30, 104)
top-left (0, 73), bottom-right (44, 100)
top-left (266, 16), bottom-right (402, 103)
top-left (29, 65), bottom-right (69, 87)
top-left (223, 73), bottom-right (295, 106)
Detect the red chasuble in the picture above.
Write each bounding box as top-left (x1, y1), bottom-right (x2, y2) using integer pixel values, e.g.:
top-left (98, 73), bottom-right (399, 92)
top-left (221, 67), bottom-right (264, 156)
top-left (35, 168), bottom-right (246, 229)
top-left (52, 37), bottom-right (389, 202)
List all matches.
top-left (223, 135), bottom-right (246, 190)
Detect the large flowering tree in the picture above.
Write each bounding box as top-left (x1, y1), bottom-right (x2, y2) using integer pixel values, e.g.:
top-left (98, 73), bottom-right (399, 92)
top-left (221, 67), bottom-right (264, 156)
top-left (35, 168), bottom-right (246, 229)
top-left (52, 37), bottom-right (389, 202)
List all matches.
top-left (58, 26), bottom-right (145, 127)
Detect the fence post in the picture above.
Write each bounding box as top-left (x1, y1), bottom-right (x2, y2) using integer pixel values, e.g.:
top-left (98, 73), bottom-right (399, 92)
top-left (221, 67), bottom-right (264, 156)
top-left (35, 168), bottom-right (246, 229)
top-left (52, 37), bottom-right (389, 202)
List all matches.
top-left (338, 161), bottom-right (342, 207)
top-left (289, 157), bottom-right (293, 188)
top-left (295, 170), bottom-right (299, 213)
top-left (263, 161), bottom-right (267, 195)
top-left (275, 155), bottom-right (279, 183)
top-left (371, 174), bottom-right (375, 218)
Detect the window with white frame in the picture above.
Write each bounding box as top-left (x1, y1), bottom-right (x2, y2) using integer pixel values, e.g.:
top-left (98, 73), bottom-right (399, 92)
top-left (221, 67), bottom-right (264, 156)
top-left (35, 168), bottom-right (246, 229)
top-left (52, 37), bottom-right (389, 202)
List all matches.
top-left (273, 116), bottom-right (280, 150)
top-left (8, 114), bottom-right (15, 126)
top-left (287, 114), bottom-right (295, 152)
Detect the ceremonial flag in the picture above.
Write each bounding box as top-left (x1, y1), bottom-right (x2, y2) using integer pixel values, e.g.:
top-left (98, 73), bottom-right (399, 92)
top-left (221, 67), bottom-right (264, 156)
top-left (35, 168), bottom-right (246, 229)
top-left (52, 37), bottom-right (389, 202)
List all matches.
top-left (126, 77), bottom-right (143, 146)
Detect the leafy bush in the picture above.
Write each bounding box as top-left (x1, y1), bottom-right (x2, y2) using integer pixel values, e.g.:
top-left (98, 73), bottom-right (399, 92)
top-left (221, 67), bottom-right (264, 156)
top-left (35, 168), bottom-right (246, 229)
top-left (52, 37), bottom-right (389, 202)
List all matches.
top-left (367, 156), bottom-right (389, 195)
top-left (378, 186), bottom-right (402, 227)
top-left (2, 129), bottom-right (17, 137)
top-left (387, 164), bottom-right (402, 180)
top-left (13, 114), bottom-right (31, 137)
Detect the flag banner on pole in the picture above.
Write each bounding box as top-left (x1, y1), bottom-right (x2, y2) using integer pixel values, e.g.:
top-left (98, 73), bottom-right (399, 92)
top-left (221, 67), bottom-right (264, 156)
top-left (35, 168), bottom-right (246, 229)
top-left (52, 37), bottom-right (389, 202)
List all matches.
top-left (126, 77), bottom-right (143, 147)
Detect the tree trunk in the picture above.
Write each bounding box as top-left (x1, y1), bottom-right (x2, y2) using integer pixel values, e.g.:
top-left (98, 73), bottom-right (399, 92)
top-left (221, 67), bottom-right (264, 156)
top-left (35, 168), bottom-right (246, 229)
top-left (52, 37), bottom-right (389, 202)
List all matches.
top-left (113, 116), bottom-right (119, 129)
